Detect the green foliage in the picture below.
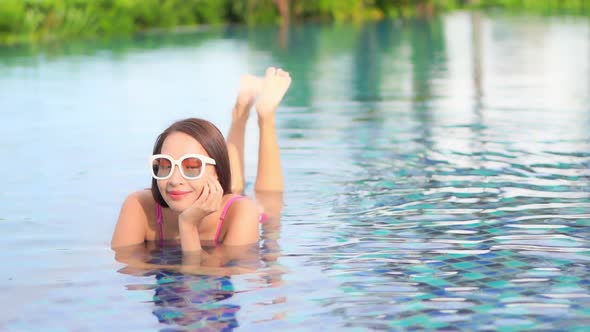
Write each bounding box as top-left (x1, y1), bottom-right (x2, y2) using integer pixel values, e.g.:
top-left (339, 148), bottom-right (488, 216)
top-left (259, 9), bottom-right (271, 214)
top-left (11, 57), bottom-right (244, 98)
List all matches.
top-left (0, 0), bottom-right (588, 45)
top-left (0, 0), bottom-right (25, 33)
top-left (473, 0), bottom-right (589, 14)
top-left (229, 0), bottom-right (279, 25)
top-left (292, 0), bottom-right (374, 21)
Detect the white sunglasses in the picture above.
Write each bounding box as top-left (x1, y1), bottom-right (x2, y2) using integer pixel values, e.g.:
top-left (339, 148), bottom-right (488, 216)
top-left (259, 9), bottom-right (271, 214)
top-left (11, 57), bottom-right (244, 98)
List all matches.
top-left (150, 154), bottom-right (216, 180)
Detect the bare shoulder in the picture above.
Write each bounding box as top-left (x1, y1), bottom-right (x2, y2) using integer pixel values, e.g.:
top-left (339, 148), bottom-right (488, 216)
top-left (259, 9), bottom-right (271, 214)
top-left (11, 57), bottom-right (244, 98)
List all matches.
top-left (129, 189), bottom-right (155, 206)
top-left (123, 189), bottom-right (157, 224)
top-left (222, 196), bottom-right (261, 245)
top-left (225, 196), bottom-right (259, 218)
top-left (111, 189), bottom-right (154, 248)
top-left (119, 190), bottom-right (151, 214)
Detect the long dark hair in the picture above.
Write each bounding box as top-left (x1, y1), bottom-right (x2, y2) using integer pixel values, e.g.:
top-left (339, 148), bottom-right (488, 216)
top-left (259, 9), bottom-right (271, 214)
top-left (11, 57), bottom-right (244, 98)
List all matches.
top-left (151, 118), bottom-right (232, 207)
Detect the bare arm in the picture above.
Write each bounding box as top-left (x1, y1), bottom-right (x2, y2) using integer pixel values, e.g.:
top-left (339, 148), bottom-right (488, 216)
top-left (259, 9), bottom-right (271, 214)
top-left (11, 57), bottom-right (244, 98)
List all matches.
top-left (177, 176), bottom-right (225, 253)
top-left (178, 218), bottom-right (203, 252)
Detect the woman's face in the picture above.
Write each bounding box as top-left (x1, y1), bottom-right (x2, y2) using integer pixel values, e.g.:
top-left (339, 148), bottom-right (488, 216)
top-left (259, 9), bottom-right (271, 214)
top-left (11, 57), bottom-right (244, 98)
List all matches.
top-left (157, 131), bottom-right (218, 212)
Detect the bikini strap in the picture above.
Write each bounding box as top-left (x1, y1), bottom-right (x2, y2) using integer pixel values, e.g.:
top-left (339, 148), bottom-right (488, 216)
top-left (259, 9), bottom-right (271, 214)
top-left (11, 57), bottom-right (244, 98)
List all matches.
top-left (215, 195), bottom-right (247, 244)
top-left (156, 203), bottom-right (164, 245)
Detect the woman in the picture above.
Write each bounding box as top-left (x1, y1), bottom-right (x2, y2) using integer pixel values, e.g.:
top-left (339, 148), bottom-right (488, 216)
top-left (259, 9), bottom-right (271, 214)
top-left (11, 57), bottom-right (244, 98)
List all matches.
top-left (111, 67), bottom-right (291, 252)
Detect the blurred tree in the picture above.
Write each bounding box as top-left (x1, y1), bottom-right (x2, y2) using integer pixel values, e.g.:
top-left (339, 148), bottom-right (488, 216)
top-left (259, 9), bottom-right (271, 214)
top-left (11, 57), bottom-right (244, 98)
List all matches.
top-left (0, 0), bottom-right (588, 45)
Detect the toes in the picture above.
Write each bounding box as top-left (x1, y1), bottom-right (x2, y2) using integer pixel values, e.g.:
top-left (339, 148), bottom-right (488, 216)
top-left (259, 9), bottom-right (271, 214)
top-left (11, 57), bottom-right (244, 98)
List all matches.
top-left (277, 68), bottom-right (290, 78)
top-left (277, 68), bottom-right (292, 86)
top-left (265, 67), bottom-right (277, 77)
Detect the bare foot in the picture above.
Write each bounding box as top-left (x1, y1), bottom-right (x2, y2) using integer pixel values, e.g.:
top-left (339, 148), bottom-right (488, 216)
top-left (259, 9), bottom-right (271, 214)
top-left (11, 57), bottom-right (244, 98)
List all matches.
top-left (233, 74), bottom-right (263, 121)
top-left (255, 67), bottom-right (292, 120)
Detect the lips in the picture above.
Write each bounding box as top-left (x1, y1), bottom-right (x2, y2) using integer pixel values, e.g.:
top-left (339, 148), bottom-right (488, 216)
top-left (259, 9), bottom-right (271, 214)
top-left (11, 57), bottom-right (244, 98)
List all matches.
top-left (168, 190), bottom-right (191, 201)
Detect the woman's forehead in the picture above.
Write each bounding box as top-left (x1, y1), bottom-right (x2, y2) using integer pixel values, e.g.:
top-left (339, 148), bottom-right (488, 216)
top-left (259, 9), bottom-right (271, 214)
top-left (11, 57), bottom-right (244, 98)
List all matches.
top-left (161, 131), bottom-right (208, 156)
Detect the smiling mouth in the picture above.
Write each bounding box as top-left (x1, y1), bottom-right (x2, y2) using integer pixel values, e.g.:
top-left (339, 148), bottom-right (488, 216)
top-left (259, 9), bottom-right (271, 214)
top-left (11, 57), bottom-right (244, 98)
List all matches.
top-left (168, 191), bottom-right (191, 200)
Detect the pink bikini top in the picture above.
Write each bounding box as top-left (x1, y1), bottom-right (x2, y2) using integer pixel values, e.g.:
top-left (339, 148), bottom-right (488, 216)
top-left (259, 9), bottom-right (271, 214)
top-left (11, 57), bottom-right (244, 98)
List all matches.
top-left (155, 195), bottom-right (267, 245)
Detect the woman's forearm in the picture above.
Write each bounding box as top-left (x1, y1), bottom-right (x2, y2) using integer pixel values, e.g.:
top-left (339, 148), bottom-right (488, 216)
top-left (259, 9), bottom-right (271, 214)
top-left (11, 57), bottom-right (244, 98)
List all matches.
top-left (178, 218), bottom-right (203, 252)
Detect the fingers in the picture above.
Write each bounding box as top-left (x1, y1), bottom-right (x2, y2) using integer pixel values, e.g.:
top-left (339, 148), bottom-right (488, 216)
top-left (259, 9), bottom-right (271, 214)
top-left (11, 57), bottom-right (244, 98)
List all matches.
top-left (189, 176), bottom-right (224, 217)
top-left (195, 180), bottom-right (210, 203)
top-left (213, 176), bottom-right (223, 193)
top-left (201, 176), bottom-right (223, 207)
top-left (210, 177), bottom-right (223, 204)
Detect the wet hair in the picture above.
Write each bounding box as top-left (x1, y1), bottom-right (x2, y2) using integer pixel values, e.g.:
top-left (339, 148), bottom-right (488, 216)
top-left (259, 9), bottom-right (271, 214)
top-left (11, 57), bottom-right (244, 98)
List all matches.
top-left (151, 118), bottom-right (232, 207)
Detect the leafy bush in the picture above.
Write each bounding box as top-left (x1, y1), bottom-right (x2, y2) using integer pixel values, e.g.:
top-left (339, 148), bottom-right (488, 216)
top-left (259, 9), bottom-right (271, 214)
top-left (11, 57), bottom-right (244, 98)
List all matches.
top-left (0, 0), bottom-right (587, 45)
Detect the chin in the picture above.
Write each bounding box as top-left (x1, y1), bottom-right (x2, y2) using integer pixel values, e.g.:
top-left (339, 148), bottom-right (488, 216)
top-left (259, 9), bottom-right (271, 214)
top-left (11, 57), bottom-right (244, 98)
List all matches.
top-left (164, 200), bottom-right (188, 213)
top-left (168, 205), bottom-right (184, 213)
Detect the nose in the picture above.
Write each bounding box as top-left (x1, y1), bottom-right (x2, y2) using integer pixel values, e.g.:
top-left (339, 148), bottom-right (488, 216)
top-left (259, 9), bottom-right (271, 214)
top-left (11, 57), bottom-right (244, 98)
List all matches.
top-left (168, 164), bottom-right (184, 184)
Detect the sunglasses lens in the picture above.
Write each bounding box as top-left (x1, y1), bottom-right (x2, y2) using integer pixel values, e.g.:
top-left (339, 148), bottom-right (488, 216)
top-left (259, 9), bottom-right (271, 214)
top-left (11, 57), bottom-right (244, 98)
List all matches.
top-left (181, 157), bottom-right (204, 178)
top-left (152, 157), bottom-right (172, 179)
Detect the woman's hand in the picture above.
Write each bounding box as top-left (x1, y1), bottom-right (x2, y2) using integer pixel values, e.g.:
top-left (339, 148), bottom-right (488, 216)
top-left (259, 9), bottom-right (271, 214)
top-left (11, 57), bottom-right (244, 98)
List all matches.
top-left (179, 176), bottom-right (224, 226)
top-left (178, 176), bottom-right (223, 252)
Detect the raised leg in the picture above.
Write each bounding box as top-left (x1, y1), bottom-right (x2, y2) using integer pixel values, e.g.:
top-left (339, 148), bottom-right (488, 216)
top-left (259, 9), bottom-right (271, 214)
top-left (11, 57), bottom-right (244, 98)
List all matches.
top-left (254, 67), bottom-right (291, 193)
top-left (226, 75), bottom-right (263, 194)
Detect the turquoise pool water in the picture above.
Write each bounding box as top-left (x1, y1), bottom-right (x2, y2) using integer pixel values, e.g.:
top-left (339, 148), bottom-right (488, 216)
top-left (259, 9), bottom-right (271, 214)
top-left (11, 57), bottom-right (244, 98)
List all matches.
top-left (1, 12), bottom-right (589, 331)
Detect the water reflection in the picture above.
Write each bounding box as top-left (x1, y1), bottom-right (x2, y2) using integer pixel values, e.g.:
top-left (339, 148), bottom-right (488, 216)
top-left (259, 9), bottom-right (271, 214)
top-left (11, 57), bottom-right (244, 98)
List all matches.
top-left (151, 271), bottom-right (240, 330)
top-left (307, 13), bottom-right (590, 331)
top-left (114, 226), bottom-right (286, 330)
top-left (116, 243), bottom-right (245, 330)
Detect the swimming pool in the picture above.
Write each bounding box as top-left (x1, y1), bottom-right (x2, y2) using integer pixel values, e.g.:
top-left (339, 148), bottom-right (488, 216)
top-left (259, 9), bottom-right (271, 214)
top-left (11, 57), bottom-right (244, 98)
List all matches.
top-left (1, 12), bottom-right (589, 331)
